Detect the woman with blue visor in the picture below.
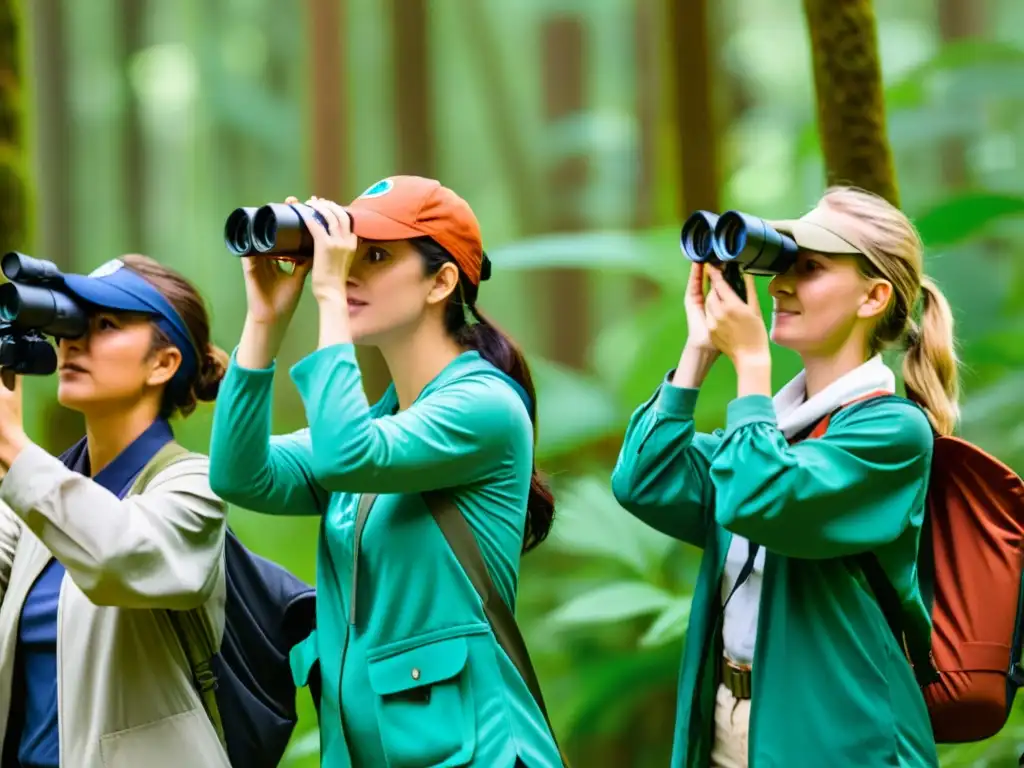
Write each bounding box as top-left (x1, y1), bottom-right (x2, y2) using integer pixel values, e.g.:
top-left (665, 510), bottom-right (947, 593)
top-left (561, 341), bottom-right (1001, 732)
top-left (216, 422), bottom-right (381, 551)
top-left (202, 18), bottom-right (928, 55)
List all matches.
top-left (0, 255), bottom-right (231, 768)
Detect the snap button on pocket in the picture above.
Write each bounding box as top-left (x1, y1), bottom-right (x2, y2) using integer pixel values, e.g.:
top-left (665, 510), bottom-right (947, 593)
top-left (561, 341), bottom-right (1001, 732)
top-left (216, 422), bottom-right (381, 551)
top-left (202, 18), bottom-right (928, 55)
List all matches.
top-left (411, 668), bottom-right (421, 680)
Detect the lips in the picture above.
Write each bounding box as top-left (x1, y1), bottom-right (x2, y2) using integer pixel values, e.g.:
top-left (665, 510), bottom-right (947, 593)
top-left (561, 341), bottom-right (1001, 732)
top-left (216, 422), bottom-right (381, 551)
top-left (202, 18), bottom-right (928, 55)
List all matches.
top-left (61, 362), bottom-right (87, 374)
top-left (347, 298), bottom-right (368, 307)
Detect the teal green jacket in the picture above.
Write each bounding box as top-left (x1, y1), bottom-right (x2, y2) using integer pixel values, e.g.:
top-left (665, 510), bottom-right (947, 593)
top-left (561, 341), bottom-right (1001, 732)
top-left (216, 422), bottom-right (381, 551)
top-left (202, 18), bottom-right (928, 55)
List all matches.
top-left (208, 343), bottom-right (562, 768)
top-left (610, 374), bottom-right (938, 768)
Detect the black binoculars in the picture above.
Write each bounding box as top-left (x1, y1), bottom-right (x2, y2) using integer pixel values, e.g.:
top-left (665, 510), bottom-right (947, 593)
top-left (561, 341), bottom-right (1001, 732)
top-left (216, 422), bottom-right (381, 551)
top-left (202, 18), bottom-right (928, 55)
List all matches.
top-left (224, 203), bottom-right (333, 258)
top-left (679, 210), bottom-right (799, 301)
top-left (0, 252), bottom-right (90, 375)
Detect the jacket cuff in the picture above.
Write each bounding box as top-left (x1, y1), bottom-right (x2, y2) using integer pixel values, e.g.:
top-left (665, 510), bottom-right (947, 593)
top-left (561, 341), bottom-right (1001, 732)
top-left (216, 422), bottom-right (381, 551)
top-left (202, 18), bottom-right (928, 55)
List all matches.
top-left (0, 442), bottom-right (62, 520)
top-left (289, 343), bottom-right (359, 395)
top-left (228, 345), bottom-right (277, 376)
top-left (724, 395), bottom-right (777, 438)
top-left (656, 374), bottom-right (700, 419)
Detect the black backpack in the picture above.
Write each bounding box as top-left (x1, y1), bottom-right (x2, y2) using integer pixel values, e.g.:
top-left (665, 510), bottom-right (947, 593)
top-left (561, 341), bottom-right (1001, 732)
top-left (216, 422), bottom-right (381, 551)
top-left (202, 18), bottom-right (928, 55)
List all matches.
top-left (128, 442), bottom-right (318, 767)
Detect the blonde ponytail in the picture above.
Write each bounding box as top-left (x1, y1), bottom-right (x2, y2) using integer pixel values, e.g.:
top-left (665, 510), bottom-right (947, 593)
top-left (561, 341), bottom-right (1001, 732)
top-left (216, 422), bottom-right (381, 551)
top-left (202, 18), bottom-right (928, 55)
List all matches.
top-left (901, 277), bottom-right (960, 436)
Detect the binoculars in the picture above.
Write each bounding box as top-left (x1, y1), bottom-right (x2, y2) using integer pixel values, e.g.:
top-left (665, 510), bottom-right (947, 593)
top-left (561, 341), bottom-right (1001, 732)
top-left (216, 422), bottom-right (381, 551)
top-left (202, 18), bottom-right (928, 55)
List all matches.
top-left (679, 210), bottom-right (799, 301)
top-left (0, 252), bottom-right (90, 375)
top-left (224, 203), bottom-right (333, 258)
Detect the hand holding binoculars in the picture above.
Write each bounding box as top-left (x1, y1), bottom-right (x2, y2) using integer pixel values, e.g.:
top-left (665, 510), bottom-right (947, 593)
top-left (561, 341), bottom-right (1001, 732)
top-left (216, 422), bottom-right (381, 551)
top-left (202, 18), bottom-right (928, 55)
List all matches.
top-left (679, 210), bottom-right (799, 302)
top-left (224, 202), bottom-right (338, 259)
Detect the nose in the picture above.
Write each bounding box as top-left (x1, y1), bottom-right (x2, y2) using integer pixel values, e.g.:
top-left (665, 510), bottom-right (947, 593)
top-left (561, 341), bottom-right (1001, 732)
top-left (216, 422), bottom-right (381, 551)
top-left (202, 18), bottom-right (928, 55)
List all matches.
top-left (768, 269), bottom-right (795, 299)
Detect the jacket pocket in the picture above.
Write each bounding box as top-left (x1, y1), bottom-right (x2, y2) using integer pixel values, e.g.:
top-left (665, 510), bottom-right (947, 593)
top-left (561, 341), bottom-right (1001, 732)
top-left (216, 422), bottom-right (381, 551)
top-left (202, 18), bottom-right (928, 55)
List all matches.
top-left (100, 709), bottom-right (229, 768)
top-left (367, 633), bottom-right (476, 767)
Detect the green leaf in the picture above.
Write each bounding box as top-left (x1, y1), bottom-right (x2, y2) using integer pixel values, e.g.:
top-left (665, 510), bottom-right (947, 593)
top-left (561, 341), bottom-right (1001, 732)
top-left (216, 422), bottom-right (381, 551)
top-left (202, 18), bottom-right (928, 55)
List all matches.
top-left (488, 227), bottom-right (686, 287)
top-left (545, 581), bottom-right (676, 630)
top-left (530, 357), bottom-right (621, 459)
top-left (914, 193), bottom-right (1024, 248)
top-left (639, 596), bottom-right (692, 648)
top-left (547, 476), bottom-right (677, 577)
top-left (281, 729), bottom-right (320, 764)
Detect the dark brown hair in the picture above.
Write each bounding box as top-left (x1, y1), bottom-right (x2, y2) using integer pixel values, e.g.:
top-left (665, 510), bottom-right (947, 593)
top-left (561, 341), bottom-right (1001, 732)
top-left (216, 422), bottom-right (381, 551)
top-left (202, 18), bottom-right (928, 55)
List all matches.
top-left (121, 254), bottom-right (228, 418)
top-left (411, 236), bottom-right (555, 553)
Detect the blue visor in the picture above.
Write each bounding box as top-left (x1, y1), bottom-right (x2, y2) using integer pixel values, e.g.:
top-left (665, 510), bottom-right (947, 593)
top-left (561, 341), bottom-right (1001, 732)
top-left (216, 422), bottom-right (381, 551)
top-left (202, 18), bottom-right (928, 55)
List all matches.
top-left (61, 259), bottom-right (198, 385)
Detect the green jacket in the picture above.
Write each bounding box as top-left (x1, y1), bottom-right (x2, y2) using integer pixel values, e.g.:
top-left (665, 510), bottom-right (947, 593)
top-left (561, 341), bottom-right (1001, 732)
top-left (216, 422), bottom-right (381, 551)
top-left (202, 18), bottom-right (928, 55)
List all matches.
top-left (610, 375), bottom-right (938, 768)
top-left (208, 343), bottom-right (561, 768)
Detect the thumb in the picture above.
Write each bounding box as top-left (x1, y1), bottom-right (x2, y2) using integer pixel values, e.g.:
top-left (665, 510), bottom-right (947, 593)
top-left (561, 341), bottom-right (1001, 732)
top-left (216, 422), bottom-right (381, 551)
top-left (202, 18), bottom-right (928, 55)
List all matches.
top-left (743, 272), bottom-right (759, 310)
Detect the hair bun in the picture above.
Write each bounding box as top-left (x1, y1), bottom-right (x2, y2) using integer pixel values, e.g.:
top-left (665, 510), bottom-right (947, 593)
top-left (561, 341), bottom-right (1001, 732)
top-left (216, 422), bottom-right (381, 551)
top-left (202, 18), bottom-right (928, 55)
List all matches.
top-left (194, 344), bottom-right (229, 402)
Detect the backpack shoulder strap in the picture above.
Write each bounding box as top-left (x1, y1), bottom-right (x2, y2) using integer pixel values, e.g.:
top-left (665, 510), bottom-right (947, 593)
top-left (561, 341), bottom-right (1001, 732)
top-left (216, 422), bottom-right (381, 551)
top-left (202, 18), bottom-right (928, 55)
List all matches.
top-left (800, 391), bottom-right (941, 687)
top-left (422, 491), bottom-right (566, 761)
top-left (126, 441), bottom-right (227, 749)
top-left (126, 440), bottom-right (192, 496)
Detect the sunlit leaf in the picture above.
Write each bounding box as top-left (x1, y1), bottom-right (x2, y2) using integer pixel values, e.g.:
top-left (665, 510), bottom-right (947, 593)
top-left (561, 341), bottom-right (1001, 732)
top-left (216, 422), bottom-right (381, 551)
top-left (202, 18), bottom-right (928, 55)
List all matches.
top-left (915, 193), bottom-right (1024, 248)
top-left (530, 356), bottom-right (621, 459)
top-left (545, 581), bottom-right (676, 629)
top-left (548, 475), bottom-right (677, 577)
top-left (488, 227), bottom-right (686, 287)
top-left (281, 728), bottom-right (320, 764)
top-left (638, 596), bottom-right (692, 648)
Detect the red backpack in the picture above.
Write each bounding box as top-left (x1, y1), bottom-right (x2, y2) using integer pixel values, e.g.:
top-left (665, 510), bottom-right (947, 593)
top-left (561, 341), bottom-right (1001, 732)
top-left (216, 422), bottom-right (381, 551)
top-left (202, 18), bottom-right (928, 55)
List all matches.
top-left (808, 391), bottom-right (1024, 744)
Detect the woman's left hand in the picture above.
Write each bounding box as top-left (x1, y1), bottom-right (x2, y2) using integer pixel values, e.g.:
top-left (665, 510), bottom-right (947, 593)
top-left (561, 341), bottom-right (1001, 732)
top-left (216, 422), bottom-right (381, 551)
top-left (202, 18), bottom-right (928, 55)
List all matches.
top-left (0, 370), bottom-right (29, 473)
top-left (705, 266), bottom-right (770, 366)
top-left (299, 196), bottom-right (359, 303)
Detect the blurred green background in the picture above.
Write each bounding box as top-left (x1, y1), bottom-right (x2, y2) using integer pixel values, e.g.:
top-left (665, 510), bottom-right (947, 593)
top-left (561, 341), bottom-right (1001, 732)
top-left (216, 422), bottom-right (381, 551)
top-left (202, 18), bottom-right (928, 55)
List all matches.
top-left (3, 0), bottom-right (1024, 765)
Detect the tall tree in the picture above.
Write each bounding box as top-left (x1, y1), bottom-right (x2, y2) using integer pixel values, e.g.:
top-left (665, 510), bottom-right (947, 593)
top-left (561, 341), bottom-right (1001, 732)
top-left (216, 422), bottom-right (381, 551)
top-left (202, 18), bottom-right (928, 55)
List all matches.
top-left (0, 0), bottom-right (29, 255)
top-left (539, 15), bottom-right (591, 371)
top-left (803, 0), bottom-right (899, 205)
top-left (667, 0), bottom-right (719, 216)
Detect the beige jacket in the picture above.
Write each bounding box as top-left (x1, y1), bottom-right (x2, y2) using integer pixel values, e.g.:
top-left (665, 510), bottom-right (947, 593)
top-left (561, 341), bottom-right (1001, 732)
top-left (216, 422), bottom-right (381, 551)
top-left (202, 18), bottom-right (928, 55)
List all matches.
top-left (0, 442), bottom-right (230, 768)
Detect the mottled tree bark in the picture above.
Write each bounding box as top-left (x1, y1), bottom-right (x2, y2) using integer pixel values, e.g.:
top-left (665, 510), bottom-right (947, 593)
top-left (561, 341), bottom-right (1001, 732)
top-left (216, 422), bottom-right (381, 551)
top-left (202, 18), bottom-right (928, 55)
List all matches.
top-left (0, 0), bottom-right (29, 254)
top-left (803, 0), bottom-right (899, 206)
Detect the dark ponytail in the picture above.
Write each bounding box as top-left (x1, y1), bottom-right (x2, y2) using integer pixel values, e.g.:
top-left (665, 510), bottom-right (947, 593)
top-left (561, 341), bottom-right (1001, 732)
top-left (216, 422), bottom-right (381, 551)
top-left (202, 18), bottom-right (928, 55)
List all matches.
top-left (412, 236), bottom-right (555, 553)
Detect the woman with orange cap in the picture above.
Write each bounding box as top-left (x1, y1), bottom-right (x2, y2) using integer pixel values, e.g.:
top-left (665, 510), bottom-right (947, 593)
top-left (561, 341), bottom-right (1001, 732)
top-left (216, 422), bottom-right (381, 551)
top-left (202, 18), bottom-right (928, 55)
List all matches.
top-left (208, 176), bottom-right (563, 767)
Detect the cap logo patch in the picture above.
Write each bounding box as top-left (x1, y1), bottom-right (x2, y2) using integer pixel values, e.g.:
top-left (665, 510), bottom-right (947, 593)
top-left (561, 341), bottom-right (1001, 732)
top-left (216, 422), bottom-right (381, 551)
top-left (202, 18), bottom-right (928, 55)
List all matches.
top-left (359, 178), bottom-right (394, 199)
top-left (88, 259), bottom-right (125, 278)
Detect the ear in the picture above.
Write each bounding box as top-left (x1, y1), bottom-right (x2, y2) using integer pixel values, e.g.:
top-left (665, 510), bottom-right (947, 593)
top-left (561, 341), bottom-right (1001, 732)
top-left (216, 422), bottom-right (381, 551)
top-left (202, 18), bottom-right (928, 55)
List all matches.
top-left (425, 261), bottom-right (460, 305)
top-left (857, 278), bottom-right (893, 321)
top-left (145, 345), bottom-right (183, 389)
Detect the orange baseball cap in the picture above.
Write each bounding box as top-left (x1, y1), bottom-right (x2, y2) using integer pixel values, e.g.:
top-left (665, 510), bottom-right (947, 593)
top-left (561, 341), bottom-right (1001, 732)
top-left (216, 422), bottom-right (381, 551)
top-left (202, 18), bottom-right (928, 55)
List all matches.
top-left (345, 175), bottom-right (490, 285)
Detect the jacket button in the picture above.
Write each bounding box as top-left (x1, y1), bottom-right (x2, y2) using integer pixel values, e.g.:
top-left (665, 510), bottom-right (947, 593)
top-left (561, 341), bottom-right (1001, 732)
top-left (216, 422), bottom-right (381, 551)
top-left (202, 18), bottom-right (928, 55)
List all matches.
top-left (411, 668), bottom-right (421, 680)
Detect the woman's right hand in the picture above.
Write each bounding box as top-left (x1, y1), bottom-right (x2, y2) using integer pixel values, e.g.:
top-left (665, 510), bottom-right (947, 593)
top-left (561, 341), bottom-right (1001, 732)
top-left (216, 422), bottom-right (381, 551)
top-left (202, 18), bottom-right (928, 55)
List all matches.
top-left (683, 262), bottom-right (718, 353)
top-left (240, 196), bottom-right (314, 326)
top-left (671, 263), bottom-right (720, 389)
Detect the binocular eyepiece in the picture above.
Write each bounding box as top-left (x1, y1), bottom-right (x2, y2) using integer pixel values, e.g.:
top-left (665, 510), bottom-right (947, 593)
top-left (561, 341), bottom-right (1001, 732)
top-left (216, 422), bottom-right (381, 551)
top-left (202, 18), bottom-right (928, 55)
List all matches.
top-left (225, 203), bottom-right (333, 258)
top-left (680, 210), bottom-right (798, 281)
top-left (0, 252), bottom-right (90, 376)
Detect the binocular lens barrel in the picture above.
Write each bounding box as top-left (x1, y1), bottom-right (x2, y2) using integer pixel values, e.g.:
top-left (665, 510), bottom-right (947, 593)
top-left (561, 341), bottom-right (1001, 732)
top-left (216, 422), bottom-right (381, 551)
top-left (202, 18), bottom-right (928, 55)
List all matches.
top-left (680, 211), bottom-right (720, 264)
top-left (712, 211), bottom-right (798, 275)
top-left (0, 335), bottom-right (57, 375)
top-left (1, 252), bottom-right (63, 284)
top-left (224, 203), bottom-right (331, 258)
top-left (0, 282), bottom-right (88, 339)
top-left (224, 208), bottom-right (258, 256)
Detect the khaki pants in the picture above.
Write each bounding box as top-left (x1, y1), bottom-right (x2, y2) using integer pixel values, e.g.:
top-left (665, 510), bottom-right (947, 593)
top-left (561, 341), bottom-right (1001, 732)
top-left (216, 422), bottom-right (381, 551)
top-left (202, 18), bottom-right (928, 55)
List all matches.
top-left (710, 682), bottom-right (750, 768)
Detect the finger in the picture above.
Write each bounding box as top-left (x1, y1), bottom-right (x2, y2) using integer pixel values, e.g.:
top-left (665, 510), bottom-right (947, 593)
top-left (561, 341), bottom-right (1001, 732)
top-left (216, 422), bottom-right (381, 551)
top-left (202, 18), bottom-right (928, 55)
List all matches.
top-left (284, 196), bottom-right (300, 204)
top-left (686, 263), bottom-right (705, 301)
top-left (322, 200), bottom-right (355, 241)
top-left (706, 265), bottom-right (741, 307)
top-left (743, 272), bottom-right (759, 310)
top-left (301, 198), bottom-right (337, 241)
top-left (705, 288), bottom-right (720, 320)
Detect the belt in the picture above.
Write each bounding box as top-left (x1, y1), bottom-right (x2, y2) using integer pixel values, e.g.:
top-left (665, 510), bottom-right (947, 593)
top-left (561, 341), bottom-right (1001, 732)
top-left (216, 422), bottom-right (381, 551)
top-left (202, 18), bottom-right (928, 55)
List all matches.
top-left (721, 656), bottom-right (752, 699)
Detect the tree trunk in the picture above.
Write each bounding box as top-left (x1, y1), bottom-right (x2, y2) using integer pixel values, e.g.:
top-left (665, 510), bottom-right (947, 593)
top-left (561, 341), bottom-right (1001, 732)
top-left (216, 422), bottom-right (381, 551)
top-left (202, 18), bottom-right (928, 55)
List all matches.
top-left (0, 0), bottom-right (29, 255)
top-left (120, 0), bottom-right (146, 251)
top-left (937, 0), bottom-right (984, 189)
top-left (539, 16), bottom-right (591, 371)
top-left (802, 0), bottom-right (899, 205)
top-left (667, 0), bottom-right (719, 215)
